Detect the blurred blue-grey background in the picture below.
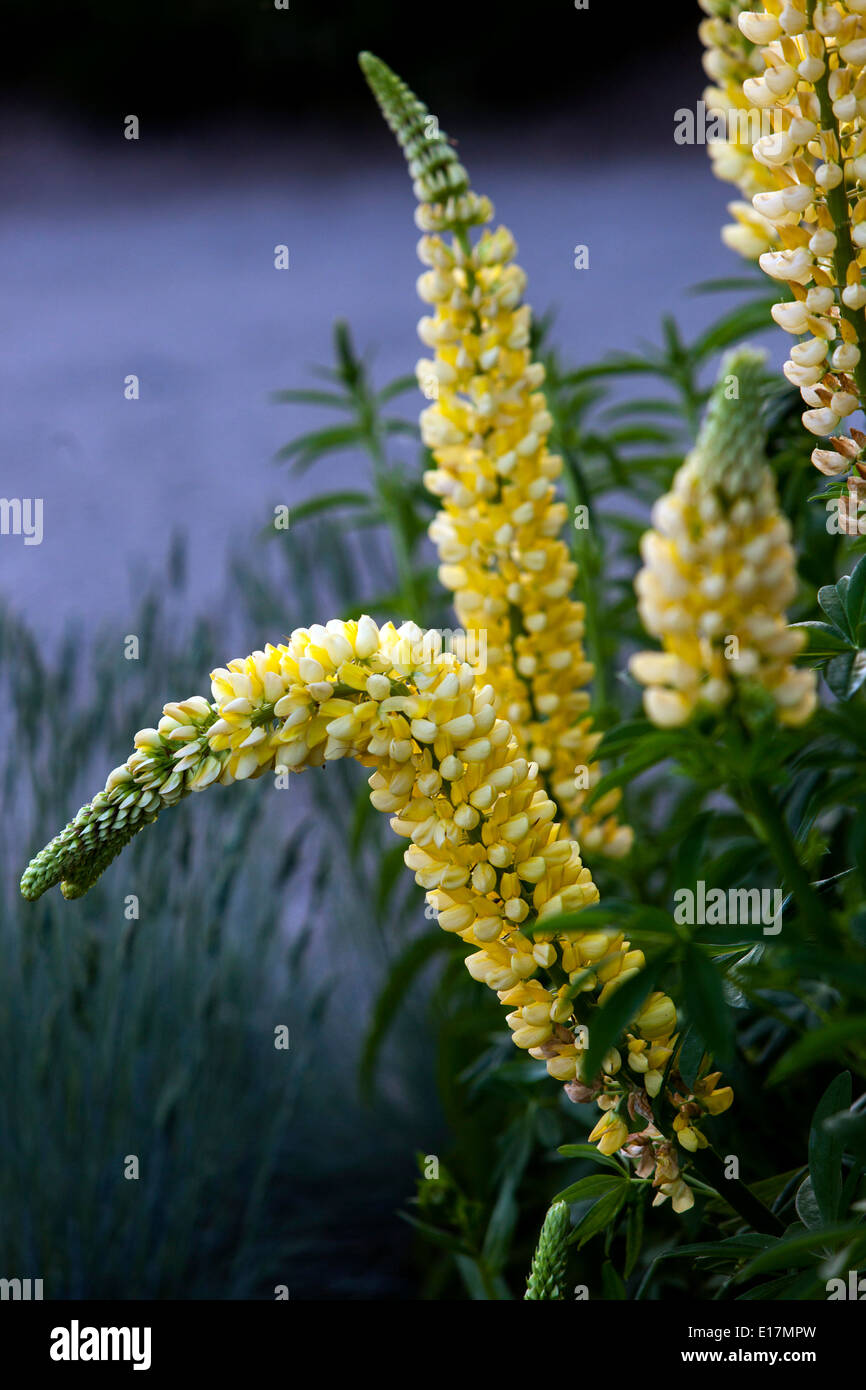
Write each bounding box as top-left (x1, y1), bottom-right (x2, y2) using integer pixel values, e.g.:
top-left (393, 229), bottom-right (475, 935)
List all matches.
top-left (1, 0), bottom-right (743, 633)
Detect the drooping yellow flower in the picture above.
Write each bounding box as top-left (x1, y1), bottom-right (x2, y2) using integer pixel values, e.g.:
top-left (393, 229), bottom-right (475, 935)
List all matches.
top-left (21, 610), bottom-right (719, 1167)
top-left (360, 51), bottom-right (632, 862)
top-left (20, 617), bottom-right (664, 1101)
top-left (630, 346), bottom-right (817, 728)
top-left (717, 1), bottom-right (866, 478)
top-left (699, 0), bottom-right (781, 257)
top-left (652, 1177), bottom-right (696, 1214)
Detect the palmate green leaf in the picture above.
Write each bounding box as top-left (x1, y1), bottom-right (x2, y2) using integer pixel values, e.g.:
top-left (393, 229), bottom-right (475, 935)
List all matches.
top-left (691, 300), bottom-right (778, 361)
top-left (275, 423), bottom-right (366, 471)
top-left (281, 491), bottom-right (375, 525)
top-left (734, 1223), bottom-right (866, 1280)
top-left (769, 1020), bottom-right (866, 1083)
top-left (689, 275), bottom-right (771, 295)
top-left (581, 954), bottom-right (671, 1080)
top-left (601, 1260), bottom-right (627, 1299)
top-left (270, 388), bottom-right (355, 409)
top-left (818, 581), bottom-right (853, 638)
top-left (672, 811), bottom-right (713, 891)
top-left (794, 1175), bottom-right (822, 1230)
top-left (376, 373), bottom-right (419, 405)
top-left (736, 1271), bottom-right (823, 1299)
top-left (773, 946), bottom-right (866, 994)
top-left (583, 739), bottom-right (679, 809)
top-left (809, 1072), bottom-right (852, 1225)
top-left (790, 620), bottom-right (853, 659)
top-left (556, 1143), bottom-right (628, 1175)
top-left (552, 1173), bottom-right (624, 1205)
top-left (482, 1174), bottom-right (521, 1275)
top-left (842, 553), bottom-right (866, 636)
top-left (682, 945), bottom-right (736, 1063)
top-left (600, 397), bottom-right (684, 421)
top-left (823, 1108), bottom-right (866, 1158)
top-left (825, 649), bottom-right (866, 700)
top-left (526, 900), bottom-right (674, 943)
top-left (676, 1025), bottom-right (706, 1092)
top-left (571, 1185), bottom-right (630, 1249)
top-left (654, 1233), bottom-right (776, 1265)
top-left (594, 719), bottom-right (658, 757)
top-left (606, 423), bottom-right (677, 446)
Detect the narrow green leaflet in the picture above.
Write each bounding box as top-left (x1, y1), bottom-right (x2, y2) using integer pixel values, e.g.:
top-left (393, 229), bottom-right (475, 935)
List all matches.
top-left (809, 1072), bottom-right (852, 1225)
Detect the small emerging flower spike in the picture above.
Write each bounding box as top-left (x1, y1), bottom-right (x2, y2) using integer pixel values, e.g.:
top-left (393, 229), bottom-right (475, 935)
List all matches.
top-left (524, 1200), bottom-right (570, 1300)
top-left (359, 52), bottom-right (632, 860)
top-left (707, 1), bottom-right (866, 480)
top-left (20, 616), bottom-right (721, 1190)
top-left (630, 346), bottom-right (818, 728)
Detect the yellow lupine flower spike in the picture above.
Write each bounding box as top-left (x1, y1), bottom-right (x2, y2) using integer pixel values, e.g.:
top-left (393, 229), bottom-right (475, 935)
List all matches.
top-left (630, 346), bottom-right (818, 728)
top-left (699, 0), bottom-right (782, 257)
top-left (359, 52), bottom-right (632, 861)
top-left (716, 1), bottom-right (866, 479)
top-left (22, 615), bottom-right (728, 1183)
top-left (20, 618), bottom-right (693, 1137)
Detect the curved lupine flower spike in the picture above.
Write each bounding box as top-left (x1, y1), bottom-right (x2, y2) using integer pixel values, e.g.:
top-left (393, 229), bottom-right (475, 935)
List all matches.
top-left (21, 617), bottom-right (728, 1192)
top-left (699, 0), bottom-right (782, 257)
top-left (715, 2), bottom-right (866, 483)
top-left (630, 346), bottom-right (817, 728)
top-left (359, 53), bottom-right (632, 861)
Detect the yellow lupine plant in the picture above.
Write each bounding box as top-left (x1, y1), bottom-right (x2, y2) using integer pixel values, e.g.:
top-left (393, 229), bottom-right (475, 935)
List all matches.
top-left (359, 52), bottom-right (632, 862)
top-left (711, 1), bottom-right (866, 489)
top-left (19, 55), bottom-right (739, 1215)
top-left (699, 0), bottom-right (783, 257)
top-left (20, 614), bottom-right (729, 1201)
top-left (631, 346), bottom-right (818, 728)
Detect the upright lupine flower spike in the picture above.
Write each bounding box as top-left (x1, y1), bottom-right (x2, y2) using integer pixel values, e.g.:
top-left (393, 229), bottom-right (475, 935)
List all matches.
top-left (630, 347), bottom-right (818, 728)
top-left (524, 1201), bottom-right (570, 1300)
top-left (718, 2), bottom-right (866, 480)
top-left (699, 0), bottom-right (782, 257)
top-left (360, 53), bottom-right (632, 861)
top-left (22, 616), bottom-right (721, 1190)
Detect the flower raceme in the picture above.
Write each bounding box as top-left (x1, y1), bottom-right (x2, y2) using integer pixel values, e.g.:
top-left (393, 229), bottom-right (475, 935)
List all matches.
top-left (699, 0), bottom-right (784, 257)
top-left (717, 1), bottom-right (866, 480)
top-left (630, 347), bottom-right (817, 728)
top-left (359, 52), bottom-right (632, 862)
top-left (20, 615), bottom-right (723, 1184)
